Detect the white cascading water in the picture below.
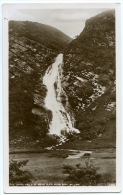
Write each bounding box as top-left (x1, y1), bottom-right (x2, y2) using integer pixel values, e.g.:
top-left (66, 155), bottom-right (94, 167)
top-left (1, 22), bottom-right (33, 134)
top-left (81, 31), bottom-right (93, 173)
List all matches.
top-left (43, 54), bottom-right (79, 136)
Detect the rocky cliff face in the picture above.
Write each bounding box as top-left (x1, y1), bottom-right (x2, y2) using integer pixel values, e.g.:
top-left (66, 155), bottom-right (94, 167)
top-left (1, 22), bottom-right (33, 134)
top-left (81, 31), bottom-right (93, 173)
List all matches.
top-left (62, 10), bottom-right (116, 144)
top-left (9, 21), bottom-right (72, 147)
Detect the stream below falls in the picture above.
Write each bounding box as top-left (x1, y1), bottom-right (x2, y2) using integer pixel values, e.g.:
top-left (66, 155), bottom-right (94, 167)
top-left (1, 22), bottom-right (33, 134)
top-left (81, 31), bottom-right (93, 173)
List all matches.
top-left (43, 54), bottom-right (79, 136)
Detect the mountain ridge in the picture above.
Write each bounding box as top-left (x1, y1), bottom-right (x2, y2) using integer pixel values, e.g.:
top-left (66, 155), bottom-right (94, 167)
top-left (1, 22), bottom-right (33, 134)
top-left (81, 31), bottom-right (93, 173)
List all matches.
top-left (9, 20), bottom-right (72, 51)
top-left (61, 9), bottom-right (116, 148)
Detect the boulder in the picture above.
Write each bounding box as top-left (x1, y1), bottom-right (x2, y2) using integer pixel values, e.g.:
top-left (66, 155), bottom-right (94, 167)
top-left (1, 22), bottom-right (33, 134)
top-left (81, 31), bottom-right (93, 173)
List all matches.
top-left (83, 152), bottom-right (91, 156)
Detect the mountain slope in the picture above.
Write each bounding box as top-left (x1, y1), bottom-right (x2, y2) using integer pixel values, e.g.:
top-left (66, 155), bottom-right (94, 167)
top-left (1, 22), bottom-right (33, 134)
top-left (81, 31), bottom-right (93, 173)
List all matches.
top-left (9, 21), bottom-right (72, 50)
top-left (61, 10), bottom-right (116, 148)
top-left (9, 21), bottom-right (72, 148)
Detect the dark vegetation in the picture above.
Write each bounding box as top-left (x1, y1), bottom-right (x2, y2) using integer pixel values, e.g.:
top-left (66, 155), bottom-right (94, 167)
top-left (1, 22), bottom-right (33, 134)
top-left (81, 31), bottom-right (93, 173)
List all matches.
top-left (9, 160), bottom-right (33, 185)
top-left (63, 160), bottom-right (114, 185)
top-left (10, 21), bottom-right (71, 51)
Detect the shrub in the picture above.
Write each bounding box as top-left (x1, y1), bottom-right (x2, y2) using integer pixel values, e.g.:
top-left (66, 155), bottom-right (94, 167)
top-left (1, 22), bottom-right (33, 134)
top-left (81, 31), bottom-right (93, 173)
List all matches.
top-left (34, 117), bottom-right (48, 137)
top-left (98, 117), bottom-right (107, 125)
top-left (77, 122), bottom-right (89, 131)
top-left (110, 111), bottom-right (116, 119)
top-left (94, 125), bottom-right (104, 134)
top-left (98, 74), bottom-right (110, 86)
top-left (110, 92), bottom-right (116, 101)
top-left (84, 85), bottom-right (93, 97)
top-left (9, 160), bottom-right (33, 185)
top-left (63, 161), bottom-right (100, 185)
top-left (43, 135), bottom-right (58, 146)
top-left (75, 83), bottom-right (93, 98)
top-left (63, 160), bottom-right (113, 186)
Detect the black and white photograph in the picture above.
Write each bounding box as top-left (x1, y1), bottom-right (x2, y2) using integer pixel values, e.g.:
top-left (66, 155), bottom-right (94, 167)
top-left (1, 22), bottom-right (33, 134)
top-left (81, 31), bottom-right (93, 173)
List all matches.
top-left (2, 1), bottom-right (122, 194)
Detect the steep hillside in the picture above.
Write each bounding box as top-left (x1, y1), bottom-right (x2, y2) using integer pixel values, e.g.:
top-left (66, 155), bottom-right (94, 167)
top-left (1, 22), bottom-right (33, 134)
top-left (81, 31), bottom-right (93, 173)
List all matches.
top-left (62, 10), bottom-right (116, 148)
top-left (9, 21), bottom-right (72, 148)
top-left (9, 21), bottom-right (72, 50)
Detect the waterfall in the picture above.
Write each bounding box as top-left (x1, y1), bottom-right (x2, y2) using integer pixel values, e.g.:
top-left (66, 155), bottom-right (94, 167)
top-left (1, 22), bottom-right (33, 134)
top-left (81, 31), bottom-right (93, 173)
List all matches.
top-left (43, 54), bottom-right (79, 136)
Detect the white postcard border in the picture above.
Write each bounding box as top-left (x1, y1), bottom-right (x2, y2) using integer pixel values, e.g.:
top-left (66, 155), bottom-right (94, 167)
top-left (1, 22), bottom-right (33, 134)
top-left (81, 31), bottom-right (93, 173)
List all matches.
top-left (2, 1), bottom-right (122, 194)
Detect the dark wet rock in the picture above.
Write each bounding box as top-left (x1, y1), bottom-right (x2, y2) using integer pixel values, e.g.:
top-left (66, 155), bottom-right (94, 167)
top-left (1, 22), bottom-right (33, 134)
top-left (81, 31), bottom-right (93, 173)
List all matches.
top-left (83, 153), bottom-right (91, 156)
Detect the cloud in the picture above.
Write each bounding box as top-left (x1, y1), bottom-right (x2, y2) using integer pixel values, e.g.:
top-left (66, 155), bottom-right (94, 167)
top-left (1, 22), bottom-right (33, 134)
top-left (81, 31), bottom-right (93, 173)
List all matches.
top-left (8, 9), bottom-right (35, 21)
top-left (56, 11), bottom-right (90, 22)
top-left (7, 8), bottom-right (109, 38)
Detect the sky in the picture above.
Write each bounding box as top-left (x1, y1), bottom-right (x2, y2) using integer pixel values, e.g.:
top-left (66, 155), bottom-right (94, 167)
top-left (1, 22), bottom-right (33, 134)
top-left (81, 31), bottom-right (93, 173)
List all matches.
top-left (8, 8), bottom-right (110, 38)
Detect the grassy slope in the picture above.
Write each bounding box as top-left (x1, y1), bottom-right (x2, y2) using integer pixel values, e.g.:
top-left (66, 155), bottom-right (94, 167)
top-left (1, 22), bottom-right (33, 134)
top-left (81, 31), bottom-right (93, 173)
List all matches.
top-left (9, 21), bottom-right (72, 51)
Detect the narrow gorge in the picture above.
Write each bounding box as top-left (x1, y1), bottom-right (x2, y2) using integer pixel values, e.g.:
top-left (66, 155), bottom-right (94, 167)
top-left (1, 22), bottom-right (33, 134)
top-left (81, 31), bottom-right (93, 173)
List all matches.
top-left (9, 10), bottom-right (116, 150)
